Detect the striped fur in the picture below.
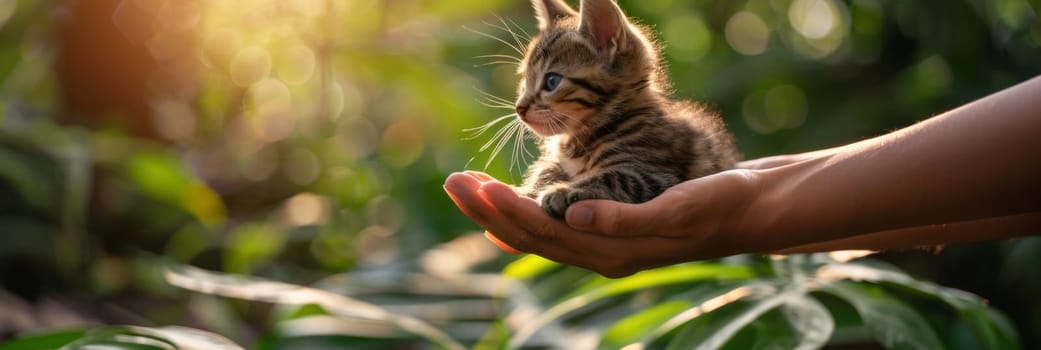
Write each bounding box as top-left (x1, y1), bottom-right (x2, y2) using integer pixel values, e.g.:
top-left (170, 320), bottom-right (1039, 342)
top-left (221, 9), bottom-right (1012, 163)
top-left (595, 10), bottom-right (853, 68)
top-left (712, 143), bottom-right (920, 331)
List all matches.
top-left (515, 0), bottom-right (739, 218)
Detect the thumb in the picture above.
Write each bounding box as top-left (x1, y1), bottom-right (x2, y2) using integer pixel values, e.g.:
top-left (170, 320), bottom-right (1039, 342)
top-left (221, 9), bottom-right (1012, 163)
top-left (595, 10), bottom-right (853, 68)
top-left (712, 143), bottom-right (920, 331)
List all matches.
top-left (565, 199), bottom-right (663, 236)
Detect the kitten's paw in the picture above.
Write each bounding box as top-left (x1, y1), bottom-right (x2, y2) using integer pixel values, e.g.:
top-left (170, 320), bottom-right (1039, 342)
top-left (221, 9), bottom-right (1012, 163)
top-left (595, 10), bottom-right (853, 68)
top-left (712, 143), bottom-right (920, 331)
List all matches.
top-left (538, 186), bottom-right (596, 219)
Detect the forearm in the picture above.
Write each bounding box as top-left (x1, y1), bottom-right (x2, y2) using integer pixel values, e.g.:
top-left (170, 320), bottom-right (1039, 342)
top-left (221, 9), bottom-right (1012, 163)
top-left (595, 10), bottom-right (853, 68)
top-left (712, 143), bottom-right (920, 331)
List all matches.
top-left (773, 211), bottom-right (1041, 254)
top-left (738, 76), bottom-right (1041, 251)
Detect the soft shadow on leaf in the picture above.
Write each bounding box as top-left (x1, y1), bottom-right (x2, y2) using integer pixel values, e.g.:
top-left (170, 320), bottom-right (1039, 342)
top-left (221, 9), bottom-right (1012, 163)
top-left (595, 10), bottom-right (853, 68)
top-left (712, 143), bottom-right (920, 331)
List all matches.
top-left (59, 325), bottom-right (243, 350)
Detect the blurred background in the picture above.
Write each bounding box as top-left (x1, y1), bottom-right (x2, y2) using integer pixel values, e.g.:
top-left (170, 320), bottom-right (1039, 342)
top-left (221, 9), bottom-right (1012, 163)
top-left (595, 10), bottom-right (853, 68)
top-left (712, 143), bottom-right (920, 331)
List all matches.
top-left (0, 0), bottom-right (1039, 347)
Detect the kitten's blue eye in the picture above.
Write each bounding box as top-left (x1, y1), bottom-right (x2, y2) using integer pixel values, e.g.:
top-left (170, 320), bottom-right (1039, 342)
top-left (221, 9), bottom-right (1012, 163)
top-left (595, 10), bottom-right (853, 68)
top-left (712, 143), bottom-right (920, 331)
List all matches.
top-left (543, 73), bottom-right (562, 91)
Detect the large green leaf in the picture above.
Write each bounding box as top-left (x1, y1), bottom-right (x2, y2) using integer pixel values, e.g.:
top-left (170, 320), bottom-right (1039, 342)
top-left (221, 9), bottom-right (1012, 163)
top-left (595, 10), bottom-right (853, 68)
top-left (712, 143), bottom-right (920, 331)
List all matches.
top-left (666, 286), bottom-right (807, 350)
top-left (600, 300), bottom-right (692, 348)
top-left (599, 282), bottom-right (751, 349)
top-left (779, 293), bottom-right (834, 350)
top-left (164, 265), bottom-right (466, 350)
top-left (508, 263), bottom-right (754, 348)
top-left (821, 281), bottom-right (944, 350)
top-left (819, 262), bottom-right (1020, 349)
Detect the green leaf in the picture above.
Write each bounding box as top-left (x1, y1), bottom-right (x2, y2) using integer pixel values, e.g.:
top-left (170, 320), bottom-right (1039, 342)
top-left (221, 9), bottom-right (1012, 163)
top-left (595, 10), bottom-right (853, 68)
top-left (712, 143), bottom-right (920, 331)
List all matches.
top-left (818, 263), bottom-right (978, 310)
top-left (59, 325), bottom-right (243, 350)
top-left (164, 265), bottom-right (466, 350)
top-left (502, 254), bottom-right (559, 280)
top-left (599, 282), bottom-right (749, 349)
top-left (569, 263), bottom-right (755, 301)
top-left (666, 286), bottom-right (810, 350)
top-left (819, 262), bottom-right (1019, 348)
top-left (779, 293), bottom-right (834, 350)
top-left (821, 281), bottom-right (944, 350)
top-left (0, 329), bottom-right (86, 350)
top-left (125, 151), bottom-right (225, 226)
top-left (509, 263), bottom-right (754, 348)
top-left (224, 223), bottom-right (287, 274)
top-left (600, 300), bottom-right (692, 348)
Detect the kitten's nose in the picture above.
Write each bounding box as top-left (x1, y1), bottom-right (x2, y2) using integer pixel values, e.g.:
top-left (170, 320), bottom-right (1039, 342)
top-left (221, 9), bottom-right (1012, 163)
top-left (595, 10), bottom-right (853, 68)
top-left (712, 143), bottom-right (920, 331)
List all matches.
top-left (515, 104), bottom-right (529, 118)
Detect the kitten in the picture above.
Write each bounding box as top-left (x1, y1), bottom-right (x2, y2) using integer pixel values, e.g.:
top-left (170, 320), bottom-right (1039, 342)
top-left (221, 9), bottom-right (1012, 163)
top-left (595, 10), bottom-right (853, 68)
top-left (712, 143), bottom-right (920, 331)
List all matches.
top-left (514, 0), bottom-right (739, 218)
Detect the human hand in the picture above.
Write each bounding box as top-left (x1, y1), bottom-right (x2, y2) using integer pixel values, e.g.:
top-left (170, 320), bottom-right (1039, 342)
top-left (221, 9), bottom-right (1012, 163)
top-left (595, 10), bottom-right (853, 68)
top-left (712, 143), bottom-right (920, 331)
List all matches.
top-left (443, 170), bottom-right (766, 277)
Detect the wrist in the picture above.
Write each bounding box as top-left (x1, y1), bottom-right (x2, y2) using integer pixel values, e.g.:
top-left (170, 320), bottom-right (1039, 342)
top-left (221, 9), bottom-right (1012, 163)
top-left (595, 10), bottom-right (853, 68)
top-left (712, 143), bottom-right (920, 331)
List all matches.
top-left (729, 156), bottom-right (829, 254)
top-left (692, 169), bottom-right (778, 258)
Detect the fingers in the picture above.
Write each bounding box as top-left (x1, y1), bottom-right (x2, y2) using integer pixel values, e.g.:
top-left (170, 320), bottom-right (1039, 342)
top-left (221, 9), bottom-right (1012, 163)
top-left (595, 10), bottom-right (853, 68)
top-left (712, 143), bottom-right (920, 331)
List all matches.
top-left (484, 231), bottom-right (522, 255)
top-left (564, 199), bottom-right (667, 236)
top-left (474, 182), bottom-right (613, 266)
top-left (444, 172), bottom-right (494, 222)
top-left (445, 172), bottom-right (700, 277)
top-left (463, 170), bottom-right (495, 182)
top-left (475, 181), bottom-right (571, 241)
top-left (445, 173), bottom-right (583, 261)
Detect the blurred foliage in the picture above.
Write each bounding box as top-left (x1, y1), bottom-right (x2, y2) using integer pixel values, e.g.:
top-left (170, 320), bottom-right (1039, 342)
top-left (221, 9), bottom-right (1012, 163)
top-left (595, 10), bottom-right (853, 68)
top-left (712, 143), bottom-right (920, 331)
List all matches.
top-left (0, 0), bottom-right (1039, 348)
top-left (495, 253), bottom-right (1018, 349)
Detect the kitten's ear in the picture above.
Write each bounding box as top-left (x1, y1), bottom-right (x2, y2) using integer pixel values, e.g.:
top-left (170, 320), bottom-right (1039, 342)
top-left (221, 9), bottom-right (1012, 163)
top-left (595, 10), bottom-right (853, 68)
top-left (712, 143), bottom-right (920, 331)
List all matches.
top-left (532, 0), bottom-right (576, 31)
top-left (578, 0), bottom-right (629, 58)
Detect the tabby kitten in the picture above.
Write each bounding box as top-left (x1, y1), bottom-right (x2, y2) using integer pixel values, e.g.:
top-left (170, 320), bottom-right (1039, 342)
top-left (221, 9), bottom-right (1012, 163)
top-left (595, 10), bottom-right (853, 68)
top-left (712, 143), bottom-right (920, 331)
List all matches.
top-left (514, 0), bottom-right (739, 218)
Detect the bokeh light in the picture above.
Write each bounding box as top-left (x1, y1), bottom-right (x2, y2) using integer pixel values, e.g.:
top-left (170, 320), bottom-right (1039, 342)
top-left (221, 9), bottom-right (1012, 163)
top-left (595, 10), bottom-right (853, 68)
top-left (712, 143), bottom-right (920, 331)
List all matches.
top-left (283, 192), bottom-right (330, 226)
top-left (662, 14), bottom-right (713, 62)
top-left (725, 11), bottom-right (770, 55)
top-left (787, 0), bottom-right (848, 59)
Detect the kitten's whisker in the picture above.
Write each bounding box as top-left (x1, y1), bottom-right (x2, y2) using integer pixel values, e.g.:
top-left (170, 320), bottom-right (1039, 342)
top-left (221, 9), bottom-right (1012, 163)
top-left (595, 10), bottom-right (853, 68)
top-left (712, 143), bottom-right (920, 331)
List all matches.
top-left (510, 121), bottom-right (532, 173)
top-left (479, 119), bottom-right (518, 152)
top-left (492, 15), bottom-right (530, 55)
top-left (485, 120), bottom-right (520, 170)
top-left (477, 101), bottom-right (515, 110)
top-left (474, 61), bottom-right (520, 68)
top-left (476, 97), bottom-right (516, 110)
top-left (465, 26), bottom-right (524, 56)
top-left (463, 113), bottom-right (516, 139)
top-left (506, 18), bottom-right (532, 41)
top-left (550, 111), bottom-right (593, 153)
top-left (474, 89), bottom-right (517, 107)
top-left (545, 114), bottom-right (567, 136)
top-left (474, 54), bottom-right (522, 63)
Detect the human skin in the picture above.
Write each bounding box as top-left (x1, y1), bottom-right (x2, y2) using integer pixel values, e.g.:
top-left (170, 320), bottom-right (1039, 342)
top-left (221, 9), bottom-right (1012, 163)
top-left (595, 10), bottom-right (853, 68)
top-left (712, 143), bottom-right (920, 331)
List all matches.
top-left (443, 75), bottom-right (1041, 278)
